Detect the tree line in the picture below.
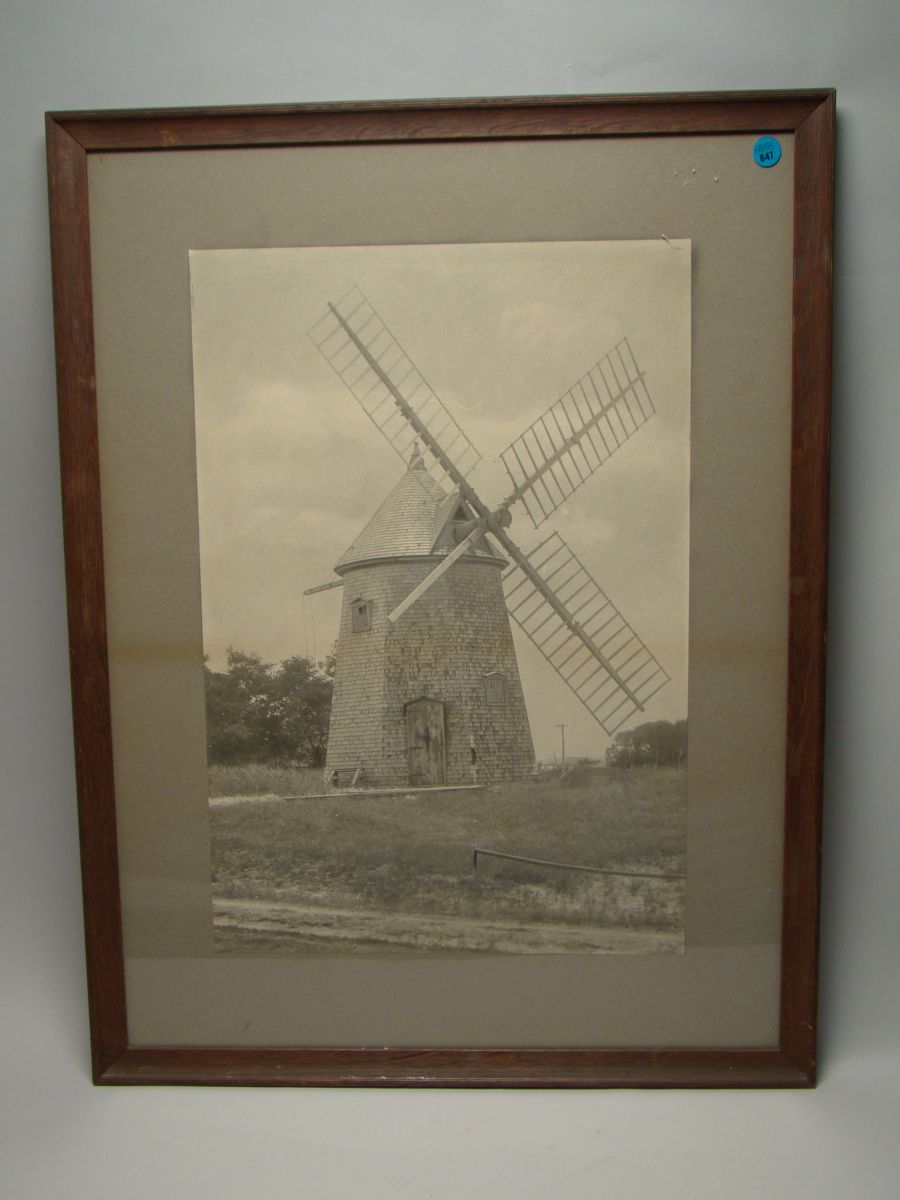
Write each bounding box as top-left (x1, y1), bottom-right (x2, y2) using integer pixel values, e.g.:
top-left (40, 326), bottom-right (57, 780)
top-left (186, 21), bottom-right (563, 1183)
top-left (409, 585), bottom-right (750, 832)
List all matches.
top-left (204, 648), bottom-right (334, 767)
top-left (604, 719), bottom-right (687, 768)
top-left (205, 649), bottom-right (685, 774)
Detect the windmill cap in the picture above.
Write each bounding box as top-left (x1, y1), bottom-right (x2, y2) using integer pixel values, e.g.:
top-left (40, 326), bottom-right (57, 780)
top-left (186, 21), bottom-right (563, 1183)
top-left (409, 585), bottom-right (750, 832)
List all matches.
top-left (334, 463), bottom-right (504, 573)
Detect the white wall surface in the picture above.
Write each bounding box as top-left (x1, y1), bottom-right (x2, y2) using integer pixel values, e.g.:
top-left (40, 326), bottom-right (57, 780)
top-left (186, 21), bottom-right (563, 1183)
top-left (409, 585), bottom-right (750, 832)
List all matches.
top-left (2, 2), bottom-right (898, 1197)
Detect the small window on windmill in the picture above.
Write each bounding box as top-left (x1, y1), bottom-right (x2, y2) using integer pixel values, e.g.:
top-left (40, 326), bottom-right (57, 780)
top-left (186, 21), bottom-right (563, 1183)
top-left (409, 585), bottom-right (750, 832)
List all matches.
top-left (483, 672), bottom-right (506, 706)
top-left (351, 598), bottom-right (372, 632)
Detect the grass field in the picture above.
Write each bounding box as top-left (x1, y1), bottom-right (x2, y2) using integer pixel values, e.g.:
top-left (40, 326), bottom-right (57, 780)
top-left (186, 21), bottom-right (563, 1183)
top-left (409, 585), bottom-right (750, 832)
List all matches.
top-left (208, 762), bottom-right (325, 798)
top-left (208, 764), bottom-right (687, 954)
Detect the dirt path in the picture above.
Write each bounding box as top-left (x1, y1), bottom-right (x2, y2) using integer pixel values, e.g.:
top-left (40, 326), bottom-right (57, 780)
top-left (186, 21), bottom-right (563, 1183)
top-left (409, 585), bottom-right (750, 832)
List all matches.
top-left (212, 896), bottom-right (683, 955)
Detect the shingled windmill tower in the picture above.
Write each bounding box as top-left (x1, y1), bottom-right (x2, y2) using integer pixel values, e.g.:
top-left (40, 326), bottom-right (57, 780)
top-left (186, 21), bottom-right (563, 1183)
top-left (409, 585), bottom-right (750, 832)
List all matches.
top-left (323, 449), bottom-right (534, 787)
top-left (308, 288), bottom-right (670, 789)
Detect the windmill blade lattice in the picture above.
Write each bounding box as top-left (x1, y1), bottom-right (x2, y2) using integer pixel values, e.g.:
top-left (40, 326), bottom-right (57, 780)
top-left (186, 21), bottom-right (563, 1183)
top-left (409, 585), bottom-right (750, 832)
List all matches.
top-left (309, 286), bottom-right (671, 735)
top-left (499, 338), bottom-right (655, 529)
top-left (501, 531), bottom-right (670, 733)
top-left (309, 287), bottom-right (482, 490)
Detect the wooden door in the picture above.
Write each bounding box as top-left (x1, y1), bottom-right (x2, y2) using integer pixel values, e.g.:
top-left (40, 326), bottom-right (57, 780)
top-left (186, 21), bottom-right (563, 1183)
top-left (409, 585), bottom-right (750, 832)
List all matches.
top-left (406, 698), bottom-right (446, 786)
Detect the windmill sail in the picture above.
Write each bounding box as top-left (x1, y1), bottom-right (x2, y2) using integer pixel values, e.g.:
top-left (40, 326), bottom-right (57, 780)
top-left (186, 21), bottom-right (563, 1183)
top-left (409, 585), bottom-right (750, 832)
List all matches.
top-left (499, 338), bottom-right (655, 529)
top-left (499, 530), bottom-right (670, 734)
top-left (309, 287), bottom-right (482, 491)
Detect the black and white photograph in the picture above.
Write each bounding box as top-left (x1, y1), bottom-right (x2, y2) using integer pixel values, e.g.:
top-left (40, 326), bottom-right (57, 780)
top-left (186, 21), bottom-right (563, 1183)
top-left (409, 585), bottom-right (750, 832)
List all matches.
top-left (190, 240), bottom-right (691, 954)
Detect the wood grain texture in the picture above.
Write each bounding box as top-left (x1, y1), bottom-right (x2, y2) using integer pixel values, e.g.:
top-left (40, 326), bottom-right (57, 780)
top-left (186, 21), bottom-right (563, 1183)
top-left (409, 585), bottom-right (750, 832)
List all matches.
top-left (48, 90), bottom-right (828, 150)
top-left (46, 115), bottom-right (128, 1078)
top-left (46, 90), bottom-right (834, 1088)
top-left (779, 91), bottom-right (836, 1081)
top-left (100, 1047), bottom-right (811, 1088)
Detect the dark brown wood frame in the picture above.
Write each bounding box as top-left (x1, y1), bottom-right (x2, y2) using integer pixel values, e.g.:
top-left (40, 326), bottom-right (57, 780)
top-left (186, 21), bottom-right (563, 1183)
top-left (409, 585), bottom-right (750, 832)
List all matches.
top-left (46, 90), bottom-right (834, 1088)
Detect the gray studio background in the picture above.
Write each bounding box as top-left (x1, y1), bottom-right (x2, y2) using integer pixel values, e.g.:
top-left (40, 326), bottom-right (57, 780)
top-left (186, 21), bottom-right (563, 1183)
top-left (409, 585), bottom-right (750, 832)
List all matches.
top-left (2, 2), bottom-right (898, 1197)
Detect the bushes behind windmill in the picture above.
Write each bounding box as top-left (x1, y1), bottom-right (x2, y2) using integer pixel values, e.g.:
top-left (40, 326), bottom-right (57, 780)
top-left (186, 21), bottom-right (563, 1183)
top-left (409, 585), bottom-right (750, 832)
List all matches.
top-left (204, 648), bottom-right (335, 770)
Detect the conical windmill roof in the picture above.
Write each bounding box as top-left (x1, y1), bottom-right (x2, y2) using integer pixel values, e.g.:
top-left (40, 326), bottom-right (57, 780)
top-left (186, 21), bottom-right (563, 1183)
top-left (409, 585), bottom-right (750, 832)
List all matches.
top-left (335, 460), bottom-right (502, 572)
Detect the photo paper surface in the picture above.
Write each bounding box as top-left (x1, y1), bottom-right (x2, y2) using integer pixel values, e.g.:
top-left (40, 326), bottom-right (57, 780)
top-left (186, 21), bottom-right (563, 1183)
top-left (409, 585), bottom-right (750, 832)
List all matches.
top-left (190, 241), bottom-right (691, 954)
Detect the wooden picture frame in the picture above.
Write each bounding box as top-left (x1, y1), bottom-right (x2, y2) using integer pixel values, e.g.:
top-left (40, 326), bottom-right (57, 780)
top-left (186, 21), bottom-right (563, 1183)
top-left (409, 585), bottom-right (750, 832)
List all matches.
top-left (46, 90), bottom-right (834, 1087)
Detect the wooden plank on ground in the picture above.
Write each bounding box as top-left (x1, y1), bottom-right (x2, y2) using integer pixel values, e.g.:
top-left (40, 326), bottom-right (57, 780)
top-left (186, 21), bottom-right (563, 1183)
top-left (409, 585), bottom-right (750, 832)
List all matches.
top-left (287, 784), bottom-right (485, 801)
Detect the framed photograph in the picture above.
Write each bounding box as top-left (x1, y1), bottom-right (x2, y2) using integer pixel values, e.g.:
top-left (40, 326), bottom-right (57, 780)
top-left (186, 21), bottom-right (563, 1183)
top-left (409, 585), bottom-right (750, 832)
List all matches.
top-left (46, 89), bottom-right (833, 1087)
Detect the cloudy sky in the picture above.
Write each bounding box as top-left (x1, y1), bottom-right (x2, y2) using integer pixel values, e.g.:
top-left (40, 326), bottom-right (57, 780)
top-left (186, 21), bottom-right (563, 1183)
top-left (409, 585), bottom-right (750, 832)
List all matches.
top-left (190, 241), bottom-right (690, 761)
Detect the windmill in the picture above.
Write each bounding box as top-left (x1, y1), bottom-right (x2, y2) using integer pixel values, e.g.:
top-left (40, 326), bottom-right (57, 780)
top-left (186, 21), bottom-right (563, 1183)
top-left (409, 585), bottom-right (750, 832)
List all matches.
top-left (307, 287), bottom-right (670, 788)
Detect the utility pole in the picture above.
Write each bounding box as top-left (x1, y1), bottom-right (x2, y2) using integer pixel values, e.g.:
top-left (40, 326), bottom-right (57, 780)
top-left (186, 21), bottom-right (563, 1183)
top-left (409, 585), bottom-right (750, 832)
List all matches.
top-left (557, 723), bottom-right (567, 770)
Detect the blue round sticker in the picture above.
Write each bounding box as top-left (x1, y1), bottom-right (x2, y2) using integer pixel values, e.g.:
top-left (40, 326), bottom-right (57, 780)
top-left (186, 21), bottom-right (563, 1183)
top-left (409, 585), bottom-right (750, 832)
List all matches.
top-left (753, 136), bottom-right (782, 168)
